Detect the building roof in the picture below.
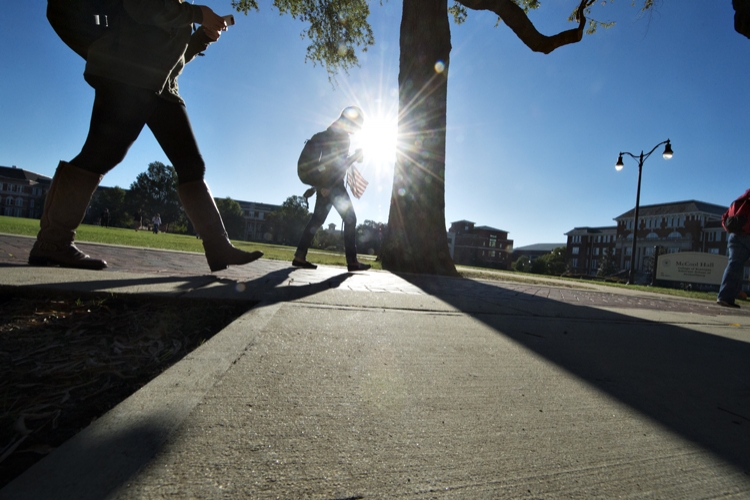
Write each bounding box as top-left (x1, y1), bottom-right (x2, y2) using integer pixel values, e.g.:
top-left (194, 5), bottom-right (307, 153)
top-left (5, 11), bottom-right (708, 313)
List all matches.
top-left (236, 200), bottom-right (281, 212)
top-left (0, 165), bottom-right (51, 184)
top-left (564, 226), bottom-right (617, 236)
top-left (613, 200), bottom-right (727, 220)
top-left (474, 225), bottom-right (507, 233)
top-left (513, 243), bottom-right (565, 252)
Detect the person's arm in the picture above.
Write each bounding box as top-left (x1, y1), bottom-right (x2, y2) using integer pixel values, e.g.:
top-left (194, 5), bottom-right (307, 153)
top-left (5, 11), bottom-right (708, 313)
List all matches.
top-left (122, 0), bottom-right (225, 32)
top-left (184, 27), bottom-right (215, 63)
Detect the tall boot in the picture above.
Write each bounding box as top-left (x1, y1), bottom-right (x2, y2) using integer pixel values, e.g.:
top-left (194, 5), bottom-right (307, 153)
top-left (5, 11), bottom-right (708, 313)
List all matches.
top-left (178, 180), bottom-right (263, 272)
top-left (28, 161), bottom-right (107, 270)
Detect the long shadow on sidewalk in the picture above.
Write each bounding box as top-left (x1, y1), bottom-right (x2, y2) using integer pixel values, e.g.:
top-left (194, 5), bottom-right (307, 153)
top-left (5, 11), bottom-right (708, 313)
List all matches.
top-left (0, 267), bottom-right (354, 500)
top-left (401, 273), bottom-right (750, 473)
top-left (0, 264), bottom-right (352, 303)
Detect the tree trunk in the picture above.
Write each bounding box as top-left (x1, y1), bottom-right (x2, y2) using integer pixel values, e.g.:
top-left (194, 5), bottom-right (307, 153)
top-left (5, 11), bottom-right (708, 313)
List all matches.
top-left (380, 0), bottom-right (458, 276)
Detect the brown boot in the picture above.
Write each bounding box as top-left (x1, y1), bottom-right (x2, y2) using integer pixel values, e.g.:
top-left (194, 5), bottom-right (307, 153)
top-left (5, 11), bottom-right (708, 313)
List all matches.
top-left (28, 161), bottom-right (107, 270)
top-left (177, 180), bottom-right (263, 272)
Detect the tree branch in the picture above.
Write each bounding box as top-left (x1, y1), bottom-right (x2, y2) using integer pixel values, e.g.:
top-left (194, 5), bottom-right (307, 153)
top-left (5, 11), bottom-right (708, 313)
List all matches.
top-left (455, 0), bottom-right (591, 54)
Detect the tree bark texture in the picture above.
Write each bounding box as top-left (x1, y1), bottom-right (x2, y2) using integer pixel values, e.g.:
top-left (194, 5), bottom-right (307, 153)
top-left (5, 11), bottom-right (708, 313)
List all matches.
top-left (381, 0), bottom-right (458, 276)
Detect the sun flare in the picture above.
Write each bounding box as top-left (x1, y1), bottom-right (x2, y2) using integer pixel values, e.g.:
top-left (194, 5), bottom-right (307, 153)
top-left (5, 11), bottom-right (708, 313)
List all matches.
top-left (352, 114), bottom-right (398, 170)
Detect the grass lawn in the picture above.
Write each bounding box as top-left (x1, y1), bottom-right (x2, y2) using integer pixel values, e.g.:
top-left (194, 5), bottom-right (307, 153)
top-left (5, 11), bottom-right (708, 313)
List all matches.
top-left (0, 215), bottom-right (379, 269)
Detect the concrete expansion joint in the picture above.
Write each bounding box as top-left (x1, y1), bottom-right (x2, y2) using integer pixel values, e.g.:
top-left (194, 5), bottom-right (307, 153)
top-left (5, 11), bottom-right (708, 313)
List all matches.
top-left (290, 302), bottom-right (465, 316)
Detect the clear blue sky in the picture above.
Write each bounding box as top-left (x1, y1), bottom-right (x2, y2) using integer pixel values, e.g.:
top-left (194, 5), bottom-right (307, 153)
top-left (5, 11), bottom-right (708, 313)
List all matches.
top-left (2, 1), bottom-right (748, 248)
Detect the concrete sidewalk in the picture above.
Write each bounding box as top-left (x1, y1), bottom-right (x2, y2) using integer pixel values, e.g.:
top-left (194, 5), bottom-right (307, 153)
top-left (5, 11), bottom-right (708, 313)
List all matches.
top-left (1, 234), bottom-right (750, 498)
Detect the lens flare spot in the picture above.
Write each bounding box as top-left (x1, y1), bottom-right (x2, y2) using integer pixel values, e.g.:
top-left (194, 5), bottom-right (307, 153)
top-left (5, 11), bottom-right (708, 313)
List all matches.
top-left (434, 61), bottom-right (445, 73)
top-left (235, 283), bottom-right (247, 293)
top-left (398, 188), bottom-right (406, 196)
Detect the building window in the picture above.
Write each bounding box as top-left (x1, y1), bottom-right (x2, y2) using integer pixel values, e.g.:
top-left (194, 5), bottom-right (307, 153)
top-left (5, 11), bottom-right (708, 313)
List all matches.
top-left (709, 248), bottom-right (719, 254)
top-left (572, 247), bottom-right (579, 255)
top-left (490, 250), bottom-right (496, 258)
top-left (571, 258), bottom-right (578, 268)
top-left (489, 235), bottom-right (497, 248)
top-left (626, 247), bottom-right (632, 256)
top-left (16, 198), bottom-right (23, 207)
top-left (5, 197), bottom-right (13, 206)
top-left (593, 247), bottom-right (600, 256)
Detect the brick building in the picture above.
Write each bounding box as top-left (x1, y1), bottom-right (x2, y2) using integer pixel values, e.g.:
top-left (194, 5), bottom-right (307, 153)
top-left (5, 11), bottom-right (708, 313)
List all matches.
top-left (447, 220), bottom-right (513, 269)
top-left (613, 200), bottom-right (728, 273)
top-left (564, 226), bottom-right (617, 276)
top-left (0, 165), bottom-right (51, 219)
top-left (565, 200), bottom-right (745, 284)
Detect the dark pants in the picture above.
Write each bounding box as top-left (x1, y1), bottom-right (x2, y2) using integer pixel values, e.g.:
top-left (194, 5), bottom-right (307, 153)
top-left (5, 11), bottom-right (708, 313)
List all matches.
top-left (296, 183), bottom-right (358, 263)
top-left (71, 78), bottom-right (205, 184)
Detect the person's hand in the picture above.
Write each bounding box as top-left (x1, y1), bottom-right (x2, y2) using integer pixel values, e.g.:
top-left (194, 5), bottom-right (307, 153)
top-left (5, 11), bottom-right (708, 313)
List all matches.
top-left (201, 26), bottom-right (221, 41)
top-left (353, 148), bottom-right (364, 163)
top-left (198, 5), bottom-right (227, 33)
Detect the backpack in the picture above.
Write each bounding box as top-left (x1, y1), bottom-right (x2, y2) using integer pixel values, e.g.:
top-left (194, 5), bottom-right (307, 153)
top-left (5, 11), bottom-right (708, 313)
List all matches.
top-left (297, 130), bottom-right (341, 187)
top-left (47, 0), bottom-right (122, 60)
top-left (722, 190), bottom-right (750, 234)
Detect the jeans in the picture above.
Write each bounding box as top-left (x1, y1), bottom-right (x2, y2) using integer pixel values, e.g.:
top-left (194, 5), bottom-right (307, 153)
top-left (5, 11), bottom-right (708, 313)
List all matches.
top-left (718, 232), bottom-right (750, 303)
top-left (71, 78), bottom-right (205, 184)
top-left (296, 182), bottom-right (358, 263)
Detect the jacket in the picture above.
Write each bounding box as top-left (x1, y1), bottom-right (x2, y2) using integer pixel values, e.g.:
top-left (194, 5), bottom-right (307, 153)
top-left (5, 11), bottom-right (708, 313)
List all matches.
top-left (722, 188), bottom-right (750, 234)
top-left (85, 0), bottom-right (210, 102)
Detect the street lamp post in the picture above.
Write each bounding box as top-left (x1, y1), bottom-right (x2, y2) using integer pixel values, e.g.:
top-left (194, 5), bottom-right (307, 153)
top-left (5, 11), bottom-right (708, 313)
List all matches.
top-left (615, 139), bottom-right (673, 285)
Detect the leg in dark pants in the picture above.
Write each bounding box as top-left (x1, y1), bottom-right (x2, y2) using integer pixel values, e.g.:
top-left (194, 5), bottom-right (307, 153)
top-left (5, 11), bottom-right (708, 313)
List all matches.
top-left (295, 183), bottom-right (362, 266)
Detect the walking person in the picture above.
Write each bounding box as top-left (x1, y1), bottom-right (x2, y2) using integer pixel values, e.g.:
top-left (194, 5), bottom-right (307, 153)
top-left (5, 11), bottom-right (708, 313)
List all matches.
top-left (29, 0), bottom-right (262, 272)
top-left (152, 213), bottom-right (162, 234)
top-left (292, 106), bottom-right (370, 272)
top-left (134, 208), bottom-right (143, 231)
top-left (717, 188), bottom-right (750, 308)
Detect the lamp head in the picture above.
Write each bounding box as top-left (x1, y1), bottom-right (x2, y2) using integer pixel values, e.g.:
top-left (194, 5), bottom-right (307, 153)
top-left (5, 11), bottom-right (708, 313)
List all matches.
top-left (662, 140), bottom-right (673, 160)
top-left (615, 154), bottom-right (624, 171)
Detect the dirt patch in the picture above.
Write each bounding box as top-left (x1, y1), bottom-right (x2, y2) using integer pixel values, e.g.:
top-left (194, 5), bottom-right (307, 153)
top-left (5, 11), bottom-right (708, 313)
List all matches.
top-left (0, 288), bottom-right (254, 488)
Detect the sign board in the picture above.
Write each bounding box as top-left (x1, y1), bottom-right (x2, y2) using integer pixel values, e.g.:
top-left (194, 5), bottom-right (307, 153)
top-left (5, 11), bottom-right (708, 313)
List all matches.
top-left (656, 252), bottom-right (727, 285)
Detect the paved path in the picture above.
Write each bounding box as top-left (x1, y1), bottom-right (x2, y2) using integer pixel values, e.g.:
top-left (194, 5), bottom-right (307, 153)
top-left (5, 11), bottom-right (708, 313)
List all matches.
top-left (1, 233), bottom-right (745, 317)
top-left (1, 233), bottom-right (750, 499)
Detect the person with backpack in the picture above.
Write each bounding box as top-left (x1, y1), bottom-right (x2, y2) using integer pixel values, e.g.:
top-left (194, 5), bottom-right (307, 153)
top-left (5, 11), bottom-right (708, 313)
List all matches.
top-left (717, 188), bottom-right (750, 308)
top-left (31, 0), bottom-right (262, 272)
top-left (292, 106), bottom-right (371, 272)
